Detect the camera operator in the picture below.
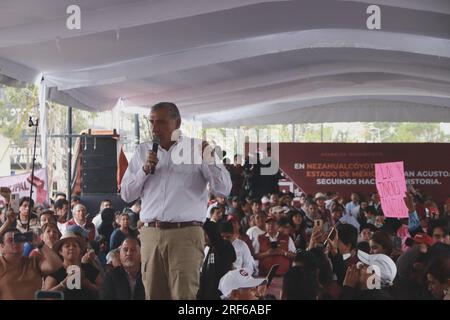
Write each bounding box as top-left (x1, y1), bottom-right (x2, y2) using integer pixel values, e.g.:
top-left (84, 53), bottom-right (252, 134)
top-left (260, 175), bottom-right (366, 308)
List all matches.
top-left (227, 154), bottom-right (245, 198)
top-left (0, 227), bottom-right (63, 299)
top-left (250, 146), bottom-right (283, 200)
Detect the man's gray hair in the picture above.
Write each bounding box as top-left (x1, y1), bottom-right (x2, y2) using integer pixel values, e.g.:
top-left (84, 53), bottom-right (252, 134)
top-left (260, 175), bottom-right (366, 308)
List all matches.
top-left (106, 248), bottom-right (120, 264)
top-left (151, 102), bottom-right (181, 119)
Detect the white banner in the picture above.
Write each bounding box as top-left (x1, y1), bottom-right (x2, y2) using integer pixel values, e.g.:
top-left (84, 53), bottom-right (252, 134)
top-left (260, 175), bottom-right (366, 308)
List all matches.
top-left (0, 168), bottom-right (49, 207)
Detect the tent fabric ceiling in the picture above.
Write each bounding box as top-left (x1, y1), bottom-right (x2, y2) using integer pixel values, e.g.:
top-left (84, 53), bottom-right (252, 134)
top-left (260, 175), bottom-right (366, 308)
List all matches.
top-left (0, 0), bottom-right (449, 127)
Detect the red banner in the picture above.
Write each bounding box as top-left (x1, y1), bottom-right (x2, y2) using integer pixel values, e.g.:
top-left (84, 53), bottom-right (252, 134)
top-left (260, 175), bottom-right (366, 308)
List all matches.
top-left (278, 143), bottom-right (450, 205)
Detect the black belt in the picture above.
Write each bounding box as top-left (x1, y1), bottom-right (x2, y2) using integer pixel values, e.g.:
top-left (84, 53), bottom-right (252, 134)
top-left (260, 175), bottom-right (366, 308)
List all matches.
top-left (143, 221), bottom-right (203, 229)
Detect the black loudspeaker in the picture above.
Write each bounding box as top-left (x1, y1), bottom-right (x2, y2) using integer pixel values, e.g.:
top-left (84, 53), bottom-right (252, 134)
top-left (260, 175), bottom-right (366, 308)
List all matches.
top-left (81, 136), bottom-right (117, 194)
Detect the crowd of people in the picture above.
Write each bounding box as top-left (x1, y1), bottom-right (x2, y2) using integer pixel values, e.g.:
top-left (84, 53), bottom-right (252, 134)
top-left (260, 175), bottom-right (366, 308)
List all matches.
top-left (0, 185), bottom-right (449, 300)
top-left (0, 103), bottom-right (448, 300)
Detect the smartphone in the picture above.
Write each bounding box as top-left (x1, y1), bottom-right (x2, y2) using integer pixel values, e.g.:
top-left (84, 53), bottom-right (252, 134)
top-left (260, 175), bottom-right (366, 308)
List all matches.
top-left (13, 231), bottom-right (34, 243)
top-left (265, 264), bottom-right (280, 287)
top-left (323, 226), bottom-right (337, 247)
top-left (314, 219), bottom-right (323, 229)
top-left (10, 193), bottom-right (20, 213)
top-left (35, 290), bottom-right (64, 300)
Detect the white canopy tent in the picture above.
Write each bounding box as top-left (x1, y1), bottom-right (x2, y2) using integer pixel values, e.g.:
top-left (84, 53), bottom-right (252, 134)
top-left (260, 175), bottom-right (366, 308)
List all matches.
top-left (0, 0), bottom-right (449, 127)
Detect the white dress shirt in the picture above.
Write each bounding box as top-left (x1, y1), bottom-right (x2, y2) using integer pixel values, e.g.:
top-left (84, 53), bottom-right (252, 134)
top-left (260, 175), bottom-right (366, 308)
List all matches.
top-left (246, 226), bottom-right (265, 242)
top-left (345, 201), bottom-right (360, 216)
top-left (120, 136), bottom-right (232, 223)
top-left (232, 238), bottom-right (255, 274)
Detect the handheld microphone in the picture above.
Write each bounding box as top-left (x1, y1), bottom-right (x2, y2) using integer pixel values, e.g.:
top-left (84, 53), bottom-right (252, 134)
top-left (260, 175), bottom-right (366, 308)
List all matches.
top-left (151, 137), bottom-right (160, 174)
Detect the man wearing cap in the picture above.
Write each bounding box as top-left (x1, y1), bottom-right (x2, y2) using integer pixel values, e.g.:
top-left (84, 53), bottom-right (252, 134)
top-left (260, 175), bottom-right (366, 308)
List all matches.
top-left (341, 250), bottom-right (397, 299)
top-left (121, 102), bottom-right (231, 300)
top-left (219, 268), bottom-right (266, 300)
top-left (254, 215), bottom-right (296, 277)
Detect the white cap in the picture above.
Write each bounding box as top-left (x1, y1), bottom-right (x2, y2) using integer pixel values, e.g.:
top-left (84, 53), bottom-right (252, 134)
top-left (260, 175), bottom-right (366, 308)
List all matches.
top-left (357, 250), bottom-right (397, 286)
top-left (270, 205), bottom-right (284, 214)
top-left (219, 269), bottom-right (265, 298)
top-left (314, 192), bottom-right (327, 200)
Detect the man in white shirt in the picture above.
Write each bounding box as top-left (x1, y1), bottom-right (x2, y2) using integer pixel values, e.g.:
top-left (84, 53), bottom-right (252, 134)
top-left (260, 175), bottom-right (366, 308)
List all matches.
top-left (54, 198), bottom-right (69, 233)
top-left (92, 199), bottom-right (113, 230)
top-left (120, 102), bottom-right (231, 300)
top-left (345, 193), bottom-right (360, 216)
top-left (246, 212), bottom-right (266, 241)
top-left (220, 221), bottom-right (255, 274)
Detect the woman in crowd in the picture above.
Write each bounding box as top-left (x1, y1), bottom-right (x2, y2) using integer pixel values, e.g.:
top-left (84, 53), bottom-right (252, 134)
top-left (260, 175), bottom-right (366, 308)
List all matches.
top-left (370, 230), bottom-right (394, 257)
top-left (43, 231), bottom-right (102, 300)
top-left (29, 222), bottom-right (61, 257)
top-left (288, 210), bottom-right (307, 251)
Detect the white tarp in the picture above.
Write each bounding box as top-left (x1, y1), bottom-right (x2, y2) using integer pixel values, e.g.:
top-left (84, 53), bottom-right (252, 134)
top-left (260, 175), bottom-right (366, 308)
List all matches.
top-left (0, 0), bottom-right (449, 127)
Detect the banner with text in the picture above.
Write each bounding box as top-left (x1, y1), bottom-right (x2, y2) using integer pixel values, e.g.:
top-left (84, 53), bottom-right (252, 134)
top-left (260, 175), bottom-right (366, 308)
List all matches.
top-left (278, 143), bottom-right (450, 205)
top-left (0, 168), bottom-right (49, 207)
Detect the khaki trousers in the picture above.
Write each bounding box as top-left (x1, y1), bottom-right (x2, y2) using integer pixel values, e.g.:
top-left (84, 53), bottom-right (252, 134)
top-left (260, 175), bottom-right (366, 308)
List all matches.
top-left (140, 225), bottom-right (204, 300)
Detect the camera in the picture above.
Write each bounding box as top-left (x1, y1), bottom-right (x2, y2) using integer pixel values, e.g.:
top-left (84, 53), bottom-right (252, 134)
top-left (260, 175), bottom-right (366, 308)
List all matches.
top-left (13, 231), bottom-right (34, 243)
top-left (270, 241), bottom-right (278, 249)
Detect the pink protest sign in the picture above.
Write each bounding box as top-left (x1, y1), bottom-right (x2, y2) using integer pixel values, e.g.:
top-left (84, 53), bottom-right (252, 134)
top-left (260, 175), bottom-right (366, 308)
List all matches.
top-left (375, 161), bottom-right (409, 218)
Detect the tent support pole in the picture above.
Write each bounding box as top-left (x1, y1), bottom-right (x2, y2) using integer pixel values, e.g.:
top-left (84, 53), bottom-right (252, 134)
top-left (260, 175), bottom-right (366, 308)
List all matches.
top-left (320, 124), bottom-right (323, 142)
top-left (67, 106), bottom-right (72, 214)
top-left (134, 113), bottom-right (140, 146)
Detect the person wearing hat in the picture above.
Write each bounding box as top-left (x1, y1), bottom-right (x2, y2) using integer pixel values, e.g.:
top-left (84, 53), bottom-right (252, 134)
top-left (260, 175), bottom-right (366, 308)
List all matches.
top-left (219, 268), bottom-right (266, 300)
top-left (314, 192), bottom-right (329, 218)
top-left (261, 196), bottom-right (270, 212)
top-left (43, 231), bottom-right (102, 300)
top-left (254, 215), bottom-right (296, 277)
top-left (341, 250), bottom-right (397, 299)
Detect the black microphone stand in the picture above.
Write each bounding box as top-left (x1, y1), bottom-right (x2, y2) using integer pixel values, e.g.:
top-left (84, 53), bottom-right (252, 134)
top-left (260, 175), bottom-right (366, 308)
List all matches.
top-left (27, 117), bottom-right (39, 232)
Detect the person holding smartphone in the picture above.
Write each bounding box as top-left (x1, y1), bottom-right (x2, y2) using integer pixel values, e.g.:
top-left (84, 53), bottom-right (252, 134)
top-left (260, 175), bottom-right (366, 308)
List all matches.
top-left (253, 215), bottom-right (296, 278)
top-left (0, 227), bottom-right (63, 299)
